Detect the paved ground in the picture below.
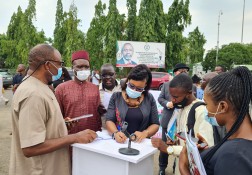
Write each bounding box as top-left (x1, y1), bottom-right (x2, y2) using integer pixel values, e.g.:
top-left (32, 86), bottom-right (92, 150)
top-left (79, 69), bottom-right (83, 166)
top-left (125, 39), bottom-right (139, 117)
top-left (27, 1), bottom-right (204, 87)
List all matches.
top-left (0, 88), bottom-right (174, 175)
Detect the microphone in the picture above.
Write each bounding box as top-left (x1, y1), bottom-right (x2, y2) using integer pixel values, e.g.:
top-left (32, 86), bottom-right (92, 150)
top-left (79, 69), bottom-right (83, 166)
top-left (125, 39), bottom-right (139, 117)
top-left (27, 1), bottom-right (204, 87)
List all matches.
top-left (118, 121), bottom-right (140, 156)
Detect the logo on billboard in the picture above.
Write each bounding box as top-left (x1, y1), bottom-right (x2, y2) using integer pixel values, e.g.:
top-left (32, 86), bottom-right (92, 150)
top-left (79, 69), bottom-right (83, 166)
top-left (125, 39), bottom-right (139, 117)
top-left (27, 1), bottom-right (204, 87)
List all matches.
top-left (144, 44), bottom-right (150, 51)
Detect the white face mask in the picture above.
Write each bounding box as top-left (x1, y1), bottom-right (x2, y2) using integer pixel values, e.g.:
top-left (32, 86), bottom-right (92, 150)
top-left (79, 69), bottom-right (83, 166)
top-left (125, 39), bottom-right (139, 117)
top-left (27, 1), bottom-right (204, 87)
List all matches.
top-left (75, 70), bottom-right (90, 81)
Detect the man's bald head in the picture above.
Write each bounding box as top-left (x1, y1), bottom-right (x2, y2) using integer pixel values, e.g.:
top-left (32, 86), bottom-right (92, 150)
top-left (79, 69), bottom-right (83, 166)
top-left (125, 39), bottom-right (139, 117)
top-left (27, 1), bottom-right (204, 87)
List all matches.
top-left (17, 64), bottom-right (26, 72)
top-left (28, 44), bottom-right (58, 70)
top-left (201, 72), bottom-right (218, 90)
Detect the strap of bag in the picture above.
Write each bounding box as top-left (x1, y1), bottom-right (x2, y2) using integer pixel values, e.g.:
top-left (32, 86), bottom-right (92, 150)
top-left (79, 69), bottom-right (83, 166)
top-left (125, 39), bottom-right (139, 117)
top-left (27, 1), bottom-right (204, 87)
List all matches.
top-left (187, 101), bottom-right (206, 137)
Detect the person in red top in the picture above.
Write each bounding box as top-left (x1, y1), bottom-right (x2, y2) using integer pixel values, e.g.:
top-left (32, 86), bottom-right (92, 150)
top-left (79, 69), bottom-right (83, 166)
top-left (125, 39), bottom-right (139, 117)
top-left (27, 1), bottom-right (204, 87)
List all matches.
top-left (55, 50), bottom-right (106, 134)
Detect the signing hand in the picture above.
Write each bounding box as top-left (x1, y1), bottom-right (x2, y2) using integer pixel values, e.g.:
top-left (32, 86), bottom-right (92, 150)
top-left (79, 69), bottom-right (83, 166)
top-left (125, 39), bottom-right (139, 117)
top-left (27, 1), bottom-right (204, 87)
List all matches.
top-left (114, 131), bottom-right (127, 143)
top-left (134, 131), bottom-right (148, 143)
top-left (151, 137), bottom-right (168, 153)
top-left (74, 129), bottom-right (97, 144)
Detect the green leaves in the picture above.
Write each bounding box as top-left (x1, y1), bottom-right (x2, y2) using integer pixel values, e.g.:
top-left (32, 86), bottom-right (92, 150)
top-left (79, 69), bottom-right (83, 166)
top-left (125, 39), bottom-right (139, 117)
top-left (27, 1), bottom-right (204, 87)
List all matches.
top-left (1, 1), bottom-right (46, 69)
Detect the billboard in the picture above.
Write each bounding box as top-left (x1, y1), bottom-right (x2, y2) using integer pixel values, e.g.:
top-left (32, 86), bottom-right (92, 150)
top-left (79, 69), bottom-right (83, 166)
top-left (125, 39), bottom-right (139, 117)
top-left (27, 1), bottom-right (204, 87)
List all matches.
top-left (116, 41), bottom-right (165, 68)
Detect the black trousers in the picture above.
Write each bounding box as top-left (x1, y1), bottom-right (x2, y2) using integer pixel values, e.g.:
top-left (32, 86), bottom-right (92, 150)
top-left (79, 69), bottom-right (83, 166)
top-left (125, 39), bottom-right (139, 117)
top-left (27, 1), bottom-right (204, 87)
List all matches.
top-left (158, 128), bottom-right (169, 170)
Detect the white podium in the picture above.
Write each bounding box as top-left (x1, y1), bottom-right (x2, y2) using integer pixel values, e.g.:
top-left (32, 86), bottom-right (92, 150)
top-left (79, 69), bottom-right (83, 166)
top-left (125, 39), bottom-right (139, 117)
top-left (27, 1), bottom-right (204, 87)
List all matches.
top-left (72, 131), bottom-right (157, 175)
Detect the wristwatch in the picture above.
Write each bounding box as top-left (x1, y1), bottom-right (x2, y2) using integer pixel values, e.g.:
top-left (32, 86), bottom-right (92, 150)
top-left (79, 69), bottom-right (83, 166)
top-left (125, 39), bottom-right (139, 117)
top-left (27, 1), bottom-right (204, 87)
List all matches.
top-left (112, 131), bottom-right (119, 140)
top-left (167, 146), bottom-right (174, 155)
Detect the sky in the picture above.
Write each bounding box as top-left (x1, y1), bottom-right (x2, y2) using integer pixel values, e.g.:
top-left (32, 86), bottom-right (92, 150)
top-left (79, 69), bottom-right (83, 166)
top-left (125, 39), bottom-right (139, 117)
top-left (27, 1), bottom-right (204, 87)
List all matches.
top-left (0, 0), bottom-right (251, 52)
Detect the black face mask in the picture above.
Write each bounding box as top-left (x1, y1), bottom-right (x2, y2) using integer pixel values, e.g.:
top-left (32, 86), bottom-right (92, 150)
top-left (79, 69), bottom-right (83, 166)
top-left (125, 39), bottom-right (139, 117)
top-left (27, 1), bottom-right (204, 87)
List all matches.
top-left (173, 97), bottom-right (188, 109)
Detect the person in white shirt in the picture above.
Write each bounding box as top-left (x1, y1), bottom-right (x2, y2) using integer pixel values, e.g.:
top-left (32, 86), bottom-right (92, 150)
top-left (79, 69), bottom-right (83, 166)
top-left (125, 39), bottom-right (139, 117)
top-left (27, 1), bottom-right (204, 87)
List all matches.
top-left (92, 69), bottom-right (100, 86)
top-left (152, 73), bottom-right (214, 174)
top-left (0, 73), bottom-right (9, 105)
top-left (99, 64), bottom-right (121, 129)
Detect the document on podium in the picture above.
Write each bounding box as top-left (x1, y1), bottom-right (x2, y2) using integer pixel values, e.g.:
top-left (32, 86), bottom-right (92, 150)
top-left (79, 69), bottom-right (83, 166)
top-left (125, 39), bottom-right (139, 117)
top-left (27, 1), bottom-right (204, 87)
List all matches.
top-left (185, 130), bottom-right (207, 175)
top-left (103, 92), bottom-right (112, 109)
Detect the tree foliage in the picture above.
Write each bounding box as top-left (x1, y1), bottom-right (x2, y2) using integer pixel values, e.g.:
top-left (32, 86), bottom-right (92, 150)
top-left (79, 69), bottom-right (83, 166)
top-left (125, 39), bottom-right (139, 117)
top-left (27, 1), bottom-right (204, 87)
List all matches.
top-left (166, 0), bottom-right (191, 69)
top-left (53, 0), bottom-right (66, 55)
top-left (126, 0), bottom-right (137, 41)
top-left (85, 0), bottom-right (106, 69)
top-left (202, 43), bottom-right (252, 72)
top-left (104, 0), bottom-right (124, 65)
top-left (2, 0), bottom-right (46, 68)
top-left (187, 26), bottom-right (206, 64)
top-left (135, 0), bottom-right (166, 42)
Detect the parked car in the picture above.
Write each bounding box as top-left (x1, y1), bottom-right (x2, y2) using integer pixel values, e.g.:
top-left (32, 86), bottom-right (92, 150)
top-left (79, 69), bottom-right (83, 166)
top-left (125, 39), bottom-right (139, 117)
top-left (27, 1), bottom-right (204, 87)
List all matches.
top-left (151, 72), bottom-right (170, 90)
top-left (0, 69), bottom-right (13, 89)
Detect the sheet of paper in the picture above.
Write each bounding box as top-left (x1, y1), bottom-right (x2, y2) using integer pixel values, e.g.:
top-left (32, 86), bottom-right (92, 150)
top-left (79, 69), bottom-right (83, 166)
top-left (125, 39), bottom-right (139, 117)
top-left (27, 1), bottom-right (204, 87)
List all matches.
top-left (103, 92), bottom-right (113, 109)
top-left (185, 130), bottom-right (207, 175)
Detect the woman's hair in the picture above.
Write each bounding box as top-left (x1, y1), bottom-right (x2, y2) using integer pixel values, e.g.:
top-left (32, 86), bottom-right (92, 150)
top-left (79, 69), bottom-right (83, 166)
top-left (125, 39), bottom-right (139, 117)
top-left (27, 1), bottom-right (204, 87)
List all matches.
top-left (203, 66), bottom-right (252, 164)
top-left (121, 64), bottom-right (152, 96)
top-left (62, 67), bottom-right (72, 81)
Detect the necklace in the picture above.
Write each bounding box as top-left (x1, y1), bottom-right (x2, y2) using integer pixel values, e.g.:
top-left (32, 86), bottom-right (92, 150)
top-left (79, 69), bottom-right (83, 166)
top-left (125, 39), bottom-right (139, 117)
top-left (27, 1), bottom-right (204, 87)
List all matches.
top-left (123, 92), bottom-right (142, 107)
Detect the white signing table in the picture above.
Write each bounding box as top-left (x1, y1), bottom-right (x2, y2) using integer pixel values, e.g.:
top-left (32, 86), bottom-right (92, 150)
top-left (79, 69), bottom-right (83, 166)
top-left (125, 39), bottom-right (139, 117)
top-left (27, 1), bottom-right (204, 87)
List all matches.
top-left (72, 130), bottom-right (158, 175)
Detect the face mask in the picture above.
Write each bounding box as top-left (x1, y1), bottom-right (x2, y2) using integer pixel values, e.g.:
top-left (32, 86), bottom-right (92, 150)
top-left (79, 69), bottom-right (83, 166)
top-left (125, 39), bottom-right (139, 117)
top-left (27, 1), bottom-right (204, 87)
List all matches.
top-left (75, 70), bottom-right (90, 81)
top-left (126, 86), bottom-right (142, 99)
top-left (48, 63), bottom-right (62, 81)
top-left (173, 97), bottom-right (188, 109)
top-left (204, 103), bottom-right (223, 126)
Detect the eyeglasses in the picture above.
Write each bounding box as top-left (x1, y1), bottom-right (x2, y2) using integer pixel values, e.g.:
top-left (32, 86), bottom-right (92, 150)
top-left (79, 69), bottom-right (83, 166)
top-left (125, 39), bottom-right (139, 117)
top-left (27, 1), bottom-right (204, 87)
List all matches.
top-left (127, 82), bottom-right (145, 92)
top-left (47, 60), bottom-right (65, 67)
top-left (177, 69), bottom-right (188, 73)
top-left (101, 73), bottom-right (115, 79)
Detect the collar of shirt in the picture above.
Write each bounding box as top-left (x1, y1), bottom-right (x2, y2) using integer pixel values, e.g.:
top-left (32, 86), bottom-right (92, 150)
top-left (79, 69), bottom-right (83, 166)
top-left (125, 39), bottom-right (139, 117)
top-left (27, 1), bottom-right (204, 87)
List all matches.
top-left (123, 57), bottom-right (132, 64)
top-left (99, 82), bottom-right (121, 93)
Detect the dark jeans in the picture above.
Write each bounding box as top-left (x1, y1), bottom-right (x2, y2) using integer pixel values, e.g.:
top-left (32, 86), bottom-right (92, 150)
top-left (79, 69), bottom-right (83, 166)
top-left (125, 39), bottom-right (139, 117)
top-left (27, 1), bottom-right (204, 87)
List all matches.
top-left (159, 128), bottom-right (169, 170)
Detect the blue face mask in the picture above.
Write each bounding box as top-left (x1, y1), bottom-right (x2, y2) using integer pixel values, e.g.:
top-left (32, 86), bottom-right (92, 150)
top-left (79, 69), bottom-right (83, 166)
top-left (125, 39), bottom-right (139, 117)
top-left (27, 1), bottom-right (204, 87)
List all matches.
top-left (204, 103), bottom-right (223, 126)
top-left (126, 86), bottom-right (142, 99)
top-left (52, 67), bottom-right (62, 81)
top-left (48, 62), bottom-right (63, 81)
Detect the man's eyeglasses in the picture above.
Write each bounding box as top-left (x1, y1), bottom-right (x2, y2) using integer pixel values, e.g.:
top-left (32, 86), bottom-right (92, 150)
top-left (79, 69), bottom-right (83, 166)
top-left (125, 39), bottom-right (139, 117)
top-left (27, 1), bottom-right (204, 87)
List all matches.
top-left (101, 73), bottom-right (115, 79)
top-left (177, 69), bottom-right (188, 73)
top-left (127, 82), bottom-right (145, 92)
top-left (47, 60), bottom-right (65, 66)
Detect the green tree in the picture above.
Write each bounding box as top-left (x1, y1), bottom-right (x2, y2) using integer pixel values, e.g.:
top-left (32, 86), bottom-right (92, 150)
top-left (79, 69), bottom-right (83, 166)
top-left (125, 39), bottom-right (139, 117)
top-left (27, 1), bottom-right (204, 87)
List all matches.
top-left (166, 0), bottom-right (191, 68)
top-left (218, 43), bottom-right (252, 70)
top-left (104, 0), bottom-right (124, 65)
top-left (53, 0), bottom-right (66, 55)
top-left (187, 26), bottom-right (206, 64)
top-left (0, 34), bottom-right (8, 68)
top-left (126, 0), bottom-right (137, 41)
top-left (63, 2), bottom-right (85, 66)
top-left (202, 49), bottom-right (216, 72)
top-left (135, 0), bottom-right (166, 42)
top-left (85, 0), bottom-right (106, 69)
top-left (3, 0), bottom-right (46, 68)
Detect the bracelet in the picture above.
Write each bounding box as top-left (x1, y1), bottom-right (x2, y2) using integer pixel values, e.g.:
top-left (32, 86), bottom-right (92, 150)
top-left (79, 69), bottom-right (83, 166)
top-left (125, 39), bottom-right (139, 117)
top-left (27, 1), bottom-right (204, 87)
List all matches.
top-left (112, 131), bottom-right (119, 140)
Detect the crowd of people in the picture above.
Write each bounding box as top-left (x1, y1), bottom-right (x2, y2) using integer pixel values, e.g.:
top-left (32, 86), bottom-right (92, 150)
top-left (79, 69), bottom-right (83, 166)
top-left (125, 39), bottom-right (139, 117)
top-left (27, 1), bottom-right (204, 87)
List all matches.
top-left (7, 43), bottom-right (252, 175)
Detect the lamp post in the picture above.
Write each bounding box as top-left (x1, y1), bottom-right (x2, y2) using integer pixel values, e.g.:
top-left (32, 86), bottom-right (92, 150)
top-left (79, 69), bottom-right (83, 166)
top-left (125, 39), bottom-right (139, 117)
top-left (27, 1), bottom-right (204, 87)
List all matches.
top-left (241, 0), bottom-right (245, 43)
top-left (216, 10), bottom-right (223, 66)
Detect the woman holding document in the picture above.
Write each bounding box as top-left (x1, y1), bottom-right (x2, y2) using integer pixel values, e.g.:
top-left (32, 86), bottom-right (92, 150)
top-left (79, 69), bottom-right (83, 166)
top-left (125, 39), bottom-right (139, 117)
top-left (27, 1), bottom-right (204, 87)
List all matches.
top-left (105, 64), bottom-right (159, 143)
top-left (179, 66), bottom-right (252, 175)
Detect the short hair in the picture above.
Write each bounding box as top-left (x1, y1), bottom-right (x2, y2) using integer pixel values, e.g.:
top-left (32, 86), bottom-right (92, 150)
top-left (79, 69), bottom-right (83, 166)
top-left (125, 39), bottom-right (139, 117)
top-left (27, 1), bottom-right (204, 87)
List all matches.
top-left (192, 74), bottom-right (201, 84)
top-left (169, 73), bottom-right (193, 92)
top-left (216, 65), bottom-right (226, 72)
top-left (121, 64), bottom-right (152, 96)
top-left (203, 66), bottom-right (252, 165)
top-left (100, 63), bottom-right (115, 72)
top-left (28, 44), bottom-right (56, 69)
